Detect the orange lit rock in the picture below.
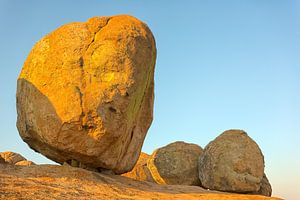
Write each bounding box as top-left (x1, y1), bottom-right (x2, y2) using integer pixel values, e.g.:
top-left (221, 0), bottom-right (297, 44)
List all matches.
top-left (121, 152), bottom-right (155, 182)
top-left (15, 160), bottom-right (36, 166)
top-left (17, 15), bottom-right (156, 174)
top-left (0, 151), bottom-right (26, 164)
top-left (0, 151), bottom-right (35, 166)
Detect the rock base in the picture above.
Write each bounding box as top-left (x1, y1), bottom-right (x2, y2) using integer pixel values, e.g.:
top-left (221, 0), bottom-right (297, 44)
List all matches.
top-left (0, 164), bottom-right (282, 200)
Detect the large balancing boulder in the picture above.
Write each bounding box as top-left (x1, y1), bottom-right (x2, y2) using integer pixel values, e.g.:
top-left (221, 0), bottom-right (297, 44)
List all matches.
top-left (198, 130), bottom-right (265, 193)
top-left (147, 141), bottom-right (203, 185)
top-left (16, 15), bottom-right (156, 174)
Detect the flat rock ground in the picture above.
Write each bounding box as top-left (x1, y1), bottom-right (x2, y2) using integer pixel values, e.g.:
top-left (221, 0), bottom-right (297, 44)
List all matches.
top-left (0, 164), bottom-right (282, 200)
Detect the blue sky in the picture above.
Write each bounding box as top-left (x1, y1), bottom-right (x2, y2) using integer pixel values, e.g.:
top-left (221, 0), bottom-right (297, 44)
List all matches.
top-left (1, 1), bottom-right (299, 199)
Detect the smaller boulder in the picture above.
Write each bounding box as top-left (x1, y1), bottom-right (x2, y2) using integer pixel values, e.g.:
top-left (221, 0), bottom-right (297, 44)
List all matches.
top-left (198, 129), bottom-right (265, 193)
top-left (147, 141), bottom-right (203, 186)
top-left (122, 152), bottom-right (155, 182)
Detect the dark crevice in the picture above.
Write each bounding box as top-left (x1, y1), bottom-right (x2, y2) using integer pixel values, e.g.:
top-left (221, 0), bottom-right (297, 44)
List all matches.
top-left (82, 124), bottom-right (94, 130)
top-left (130, 126), bottom-right (135, 141)
top-left (66, 160), bottom-right (72, 165)
top-left (109, 106), bottom-right (117, 113)
top-left (75, 86), bottom-right (84, 113)
top-left (130, 130), bottom-right (134, 141)
top-left (79, 57), bottom-right (84, 67)
top-left (85, 17), bottom-right (111, 52)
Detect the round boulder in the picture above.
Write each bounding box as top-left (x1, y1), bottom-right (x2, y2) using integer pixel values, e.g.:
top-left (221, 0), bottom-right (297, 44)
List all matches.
top-left (198, 129), bottom-right (264, 193)
top-left (148, 141), bottom-right (203, 185)
top-left (122, 152), bottom-right (155, 182)
top-left (16, 15), bottom-right (156, 174)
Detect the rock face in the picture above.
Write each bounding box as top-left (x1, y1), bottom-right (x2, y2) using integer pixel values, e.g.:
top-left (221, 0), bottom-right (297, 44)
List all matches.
top-left (16, 15), bottom-right (156, 174)
top-left (253, 174), bottom-right (272, 197)
top-left (148, 141), bottom-right (203, 185)
top-left (0, 151), bottom-right (26, 164)
top-left (15, 160), bottom-right (36, 166)
top-left (0, 151), bottom-right (35, 166)
top-left (121, 152), bottom-right (155, 182)
top-left (0, 164), bottom-right (282, 200)
top-left (198, 130), bottom-right (265, 193)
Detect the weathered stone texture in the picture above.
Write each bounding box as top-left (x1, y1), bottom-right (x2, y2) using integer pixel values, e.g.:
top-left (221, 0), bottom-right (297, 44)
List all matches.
top-left (17, 15), bottom-right (156, 174)
top-left (198, 130), bottom-right (264, 193)
top-left (148, 141), bottom-right (203, 185)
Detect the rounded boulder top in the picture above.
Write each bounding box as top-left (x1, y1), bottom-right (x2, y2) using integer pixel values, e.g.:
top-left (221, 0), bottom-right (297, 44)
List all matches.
top-left (198, 129), bottom-right (265, 193)
top-left (147, 141), bottom-right (203, 186)
top-left (16, 15), bottom-right (156, 174)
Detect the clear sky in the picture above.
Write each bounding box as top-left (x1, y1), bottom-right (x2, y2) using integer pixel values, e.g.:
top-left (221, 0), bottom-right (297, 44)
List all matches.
top-left (0, 1), bottom-right (299, 199)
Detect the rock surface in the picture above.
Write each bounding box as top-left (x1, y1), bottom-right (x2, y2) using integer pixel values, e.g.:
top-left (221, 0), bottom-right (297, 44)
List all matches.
top-left (0, 151), bottom-right (36, 166)
top-left (1, 152), bottom-right (23, 163)
top-left (198, 130), bottom-right (265, 193)
top-left (16, 15), bottom-right (156, 174)
top-left (0, 151), bottom-right (26, 164)
top-left (15, 160), bottom-right (36, 166)
top-left (0, 164), bottom-right (282, 200)
top-left (121, 152), bottom-right (155, 182)
top-left (148, 141), bottom-right (203, 185)
top-left (253, 174), bottom-right (272, 197)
